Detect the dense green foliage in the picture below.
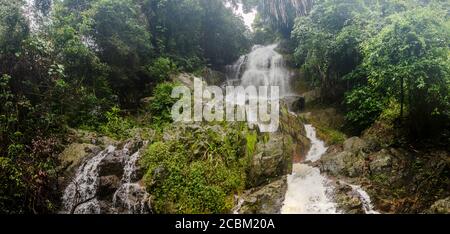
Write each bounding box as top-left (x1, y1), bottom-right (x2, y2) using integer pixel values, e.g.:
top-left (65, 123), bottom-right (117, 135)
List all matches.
top-left (148, 82), bottom-right (179, 127)
top-left (1, 0), bottom-right (449, 214)
top-left (241, 0), bottom-right (313, 37)
top-left (0, 0), bottom-right (250, 213)
top-left (1, 1), bottom-right (63, 213)
top-left (290, 0), bottom-right (450, 137)
top-left (141, 123), bottom-right (251, 213)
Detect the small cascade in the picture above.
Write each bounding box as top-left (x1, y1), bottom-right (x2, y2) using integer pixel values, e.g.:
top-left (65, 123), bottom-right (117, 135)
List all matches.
top-left (61, 141), bottom-right (151, 214)
top-left (112, 142), bottom-right (150, 214)
top-left (226, 55), bottom-right (247, 85)
top-left (62, 146), bottom-right (116, 214)
top-left (348, 184), bottom-right (380, 214)
top-left (240, 44), bottom-right (291, 97)
top-left (281, 124), bottom-right (380, 214)
top-left (281, 125), bottom-right (338, 214)
top-left (304, 124), bottom-right (328, 162)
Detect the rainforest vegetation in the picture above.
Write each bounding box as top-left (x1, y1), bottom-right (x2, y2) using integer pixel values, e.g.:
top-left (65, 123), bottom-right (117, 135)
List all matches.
top-left (0, 0), bottom-right (449, 214)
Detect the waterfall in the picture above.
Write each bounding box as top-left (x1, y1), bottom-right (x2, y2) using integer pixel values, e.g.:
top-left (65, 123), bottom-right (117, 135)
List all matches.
top-left (112, 142), bottom-right (150, 214)
top-left (304, 124), bottom-right (328, 162)
top-left (61, 146), bottom-right (116, 214)
top-left (281, 125), bottom-right (338, 214)
top-left (226, 55), bottom-right (246, 84)
top-left (347, 184), bottom-right (380, 214)
top-left (227, 44), bottom-right (378, 214)
top-left (61, 142), bottom-right (150, 214)
top-left (233, 44), bottom-right (292, 97)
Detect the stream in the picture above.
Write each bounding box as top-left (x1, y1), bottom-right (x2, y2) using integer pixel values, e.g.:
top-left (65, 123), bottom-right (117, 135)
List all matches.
top-left (228, 44), bottom-right (379, 214)
top-left (281, 124), bottom-right (338, 214)
top-left (61, 44), bottom-right (378, 214)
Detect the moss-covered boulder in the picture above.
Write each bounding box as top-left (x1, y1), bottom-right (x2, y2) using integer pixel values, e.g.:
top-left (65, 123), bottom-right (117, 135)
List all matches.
top-left (58, 143), bottom-right (101, 174)
top-left (247, 133), bottom-right (293, 188)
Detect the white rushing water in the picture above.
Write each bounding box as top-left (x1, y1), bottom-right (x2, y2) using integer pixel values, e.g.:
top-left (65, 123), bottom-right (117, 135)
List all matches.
top-left (112, 141), bottom-right (150, 214)
top-left (62, 145), bottom-right (116, 214)
top-left (348, 184), bottom-right (380, 214)
top-left (304, 124), bottom-right (328, 163)
top-left (61, 142), bottom-right (150, 214)
top-left (240, 44), bottom-right (292, 97)
top-left (226, 44), bottom-right (292, 97)
top-left (281, 125), bottom-right (338, 214)
top-left (227, 45), bottom-right (339, 214)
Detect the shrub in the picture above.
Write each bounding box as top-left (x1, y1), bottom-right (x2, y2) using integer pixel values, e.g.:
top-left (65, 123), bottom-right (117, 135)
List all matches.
top-left (147, 57), bottom-right (177, 82)
top-left (99, 106), bottom-right (134, 139)
top-left (148, 82), bottom-right (178, 127)
top-left (140, 124), bottom-right (248, 214)
top-left (344, 86), bottom-right (386, 133)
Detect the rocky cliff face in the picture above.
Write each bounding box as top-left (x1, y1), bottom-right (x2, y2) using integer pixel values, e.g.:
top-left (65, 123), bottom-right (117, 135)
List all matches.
top-left (58, 134), bottom-right (152, 214)
top-left (57, 71), bottom-right (313, 214)
top-left (314, 135), bottom-right (450, 214)
top-left (236, 108), bottom-right (311, 214)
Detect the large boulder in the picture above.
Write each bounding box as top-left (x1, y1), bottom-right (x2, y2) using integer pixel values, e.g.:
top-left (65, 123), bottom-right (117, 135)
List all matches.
top-left (368, 149), bottom-right (394, 175)
top-left (98, 140), bottom-right (143, 178)
top-left (98, 151), bottom-right (125, 178)
top-left (247, 133), bottom-right (293, 187)
top-left (112, 183), bottom-right (152, 214)
top-left (343, 137), bottom-right (368, 154)
top-left (279, 108), bottom-right (310, 162)
top-left (236, 177), bottom-right (287, 214)
top-left (97, 175), bottom-right (121, 200)
top-left (59, 143), bottom-right (101, 172)
top-left (318, 151), bottom-right (366, 178)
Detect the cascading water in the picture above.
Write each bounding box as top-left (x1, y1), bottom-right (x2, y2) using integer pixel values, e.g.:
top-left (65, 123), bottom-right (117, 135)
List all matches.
top-left (112, 142), bottom-right (150, 214)
top-left (226, 55), bottom-right (247, 85)
top-left (61, 142), bottom-right (150, 214)
top-left (62, 146), bottom-right (117, 214)
top-left (231, 44), bottom-right (292, 97)
top-left (346, 184), bottom-right (380, 214)
top-left (281, 125), bottom-right (338, 214)
top-left (228, 44), bottom-right (379, 214)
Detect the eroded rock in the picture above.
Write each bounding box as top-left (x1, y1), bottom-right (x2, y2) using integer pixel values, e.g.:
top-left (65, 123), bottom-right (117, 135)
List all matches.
top-left (98, 175), bottom-right (121, 200)
top-left (59, 143), bottom-right (101, 173)
top-left (247, 133), bottom-right (292, 187)
top-left (236, 177), bottom-right (287, 214)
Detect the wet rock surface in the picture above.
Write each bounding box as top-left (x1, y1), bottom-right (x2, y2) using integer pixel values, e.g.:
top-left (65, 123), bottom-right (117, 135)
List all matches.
top-left (316, 134), bottom-right (450, 213)
top-left (236, 177), bottom-right (288, 214)
top-left (332, 182), bottom-right (364, 214)
top-left (60, 138), bottom-right (152, 214)
top-left (247, 133), bottom-right (293, 188)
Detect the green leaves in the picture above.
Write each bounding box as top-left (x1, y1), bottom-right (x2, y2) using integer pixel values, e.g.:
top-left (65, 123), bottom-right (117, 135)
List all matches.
top-left (344, 86), bottom-right (385, 131)
top-left (363, 6), bottom-right (450, 136)
top-left (148, 82), bottom-right (178, 127)
top-left (141, 124), bottom-right (247, 214)
top-left (99, 106), bottom-right (134, 140)
top-left (291, 0), bottom-right (450, 136)
top-left (146, 57), bottom-right (178, 82)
